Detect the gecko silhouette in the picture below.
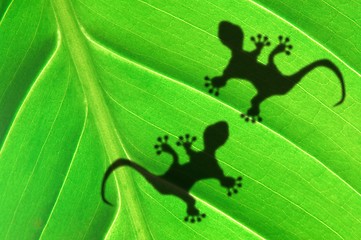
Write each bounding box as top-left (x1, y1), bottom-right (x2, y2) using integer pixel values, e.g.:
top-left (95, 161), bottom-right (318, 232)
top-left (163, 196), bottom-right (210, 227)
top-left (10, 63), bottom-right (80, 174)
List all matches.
top-left (101, 121), bottom-right (242, 223)
top-left (205, 21), bottom-right (346, 122)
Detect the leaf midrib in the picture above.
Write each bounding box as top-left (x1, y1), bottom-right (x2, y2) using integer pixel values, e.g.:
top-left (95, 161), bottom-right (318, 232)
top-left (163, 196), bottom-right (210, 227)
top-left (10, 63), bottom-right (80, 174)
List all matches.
top-left (51, 0), bottom-right (152, 239)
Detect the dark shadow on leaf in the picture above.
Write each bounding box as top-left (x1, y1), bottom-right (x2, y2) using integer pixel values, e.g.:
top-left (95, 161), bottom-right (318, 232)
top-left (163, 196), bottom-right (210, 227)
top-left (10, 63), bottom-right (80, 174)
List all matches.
top-left (204, 21), bottom-right (346, 123)
top-left (101, 121), bottom-right (242, 223)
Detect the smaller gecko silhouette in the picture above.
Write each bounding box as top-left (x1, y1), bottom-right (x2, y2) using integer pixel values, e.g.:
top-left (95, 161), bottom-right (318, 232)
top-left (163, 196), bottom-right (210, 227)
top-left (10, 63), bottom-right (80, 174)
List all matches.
top-left (101, 121), bottom-right (242, 223)
top-left (205, 21), bottom-right (346, 122)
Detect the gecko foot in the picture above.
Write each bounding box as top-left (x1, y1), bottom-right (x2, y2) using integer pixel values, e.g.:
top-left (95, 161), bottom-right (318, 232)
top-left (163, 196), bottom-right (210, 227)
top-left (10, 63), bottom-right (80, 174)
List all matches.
top-left (276, 36), bottom-right (293, 55)
top-left (223, 176), bottom-right (243, 197)
top-left (250, 34), bottom-right (271, 48)
top-left (184, 208), bottom-right (206, 223)
top-left (154, 135), bottom-right (173, 155)
top-left (240, 113), bottom-right (262, 123)
top-left (204, 76), bottom-right (227, 96)
top-left (176, 134), bottom-right (196, 148)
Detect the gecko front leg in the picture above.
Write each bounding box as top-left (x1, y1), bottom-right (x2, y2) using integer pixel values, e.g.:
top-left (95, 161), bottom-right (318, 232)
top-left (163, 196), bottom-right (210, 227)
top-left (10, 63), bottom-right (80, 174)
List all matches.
top-left (268, 36), bottom-right (293, 68)
top-left (249, 34), bottom-right (271, 59)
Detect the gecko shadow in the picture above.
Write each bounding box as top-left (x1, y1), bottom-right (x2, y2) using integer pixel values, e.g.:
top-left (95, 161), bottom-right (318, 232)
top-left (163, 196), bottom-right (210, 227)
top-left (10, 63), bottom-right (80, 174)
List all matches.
top-left (101, 121), bottom-right (242, 223)
top-left (205, 21), bottom-right (346, 122)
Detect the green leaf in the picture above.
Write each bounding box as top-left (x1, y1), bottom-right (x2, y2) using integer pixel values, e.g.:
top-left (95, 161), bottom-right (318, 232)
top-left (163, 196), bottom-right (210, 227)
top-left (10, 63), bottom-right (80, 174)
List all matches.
top-left (1, 0), bottom-right (360, 239)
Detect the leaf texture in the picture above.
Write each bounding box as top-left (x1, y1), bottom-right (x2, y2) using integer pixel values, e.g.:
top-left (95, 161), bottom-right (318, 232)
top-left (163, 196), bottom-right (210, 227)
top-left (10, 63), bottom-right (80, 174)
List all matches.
top-left (0, 0), bottom-right (360, 239)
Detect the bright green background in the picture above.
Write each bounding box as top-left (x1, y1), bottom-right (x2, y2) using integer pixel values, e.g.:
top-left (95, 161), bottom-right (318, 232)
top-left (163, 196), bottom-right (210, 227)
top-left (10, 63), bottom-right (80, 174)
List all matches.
top-left (0, 0), bottom-right (360, 239)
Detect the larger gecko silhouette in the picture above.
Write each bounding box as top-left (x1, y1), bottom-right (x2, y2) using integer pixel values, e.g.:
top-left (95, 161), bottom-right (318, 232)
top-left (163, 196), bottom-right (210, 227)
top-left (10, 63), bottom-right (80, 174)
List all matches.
top-left (205, 21), bottom-right (346, 122)
top-left (101, 121), bottom-right (242, 223)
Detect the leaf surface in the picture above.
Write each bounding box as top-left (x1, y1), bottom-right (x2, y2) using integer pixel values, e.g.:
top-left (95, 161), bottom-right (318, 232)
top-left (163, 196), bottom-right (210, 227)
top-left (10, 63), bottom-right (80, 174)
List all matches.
top-left (0, 0), bottom-right (360, 239)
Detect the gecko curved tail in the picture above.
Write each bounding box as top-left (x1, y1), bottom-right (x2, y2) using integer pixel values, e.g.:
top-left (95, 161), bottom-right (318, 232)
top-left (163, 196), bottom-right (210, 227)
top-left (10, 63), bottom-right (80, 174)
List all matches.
top-left (318, 59), bottom-right (346, 106)
top-left (101, 158), bottom-right (155, 206)
top-left (289, 59), bottom-right (345, 106)
top-left (101, 158), bottom-right (130, 205)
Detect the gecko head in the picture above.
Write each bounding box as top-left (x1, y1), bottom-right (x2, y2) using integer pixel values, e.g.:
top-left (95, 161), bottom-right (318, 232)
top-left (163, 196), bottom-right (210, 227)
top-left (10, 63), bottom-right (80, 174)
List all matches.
top-left (218, 21), bottom-right (243, 51)
top-left (219, 21), bottom-right (240, 37)
top-left (203, 121), bottom-right (229, 152)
